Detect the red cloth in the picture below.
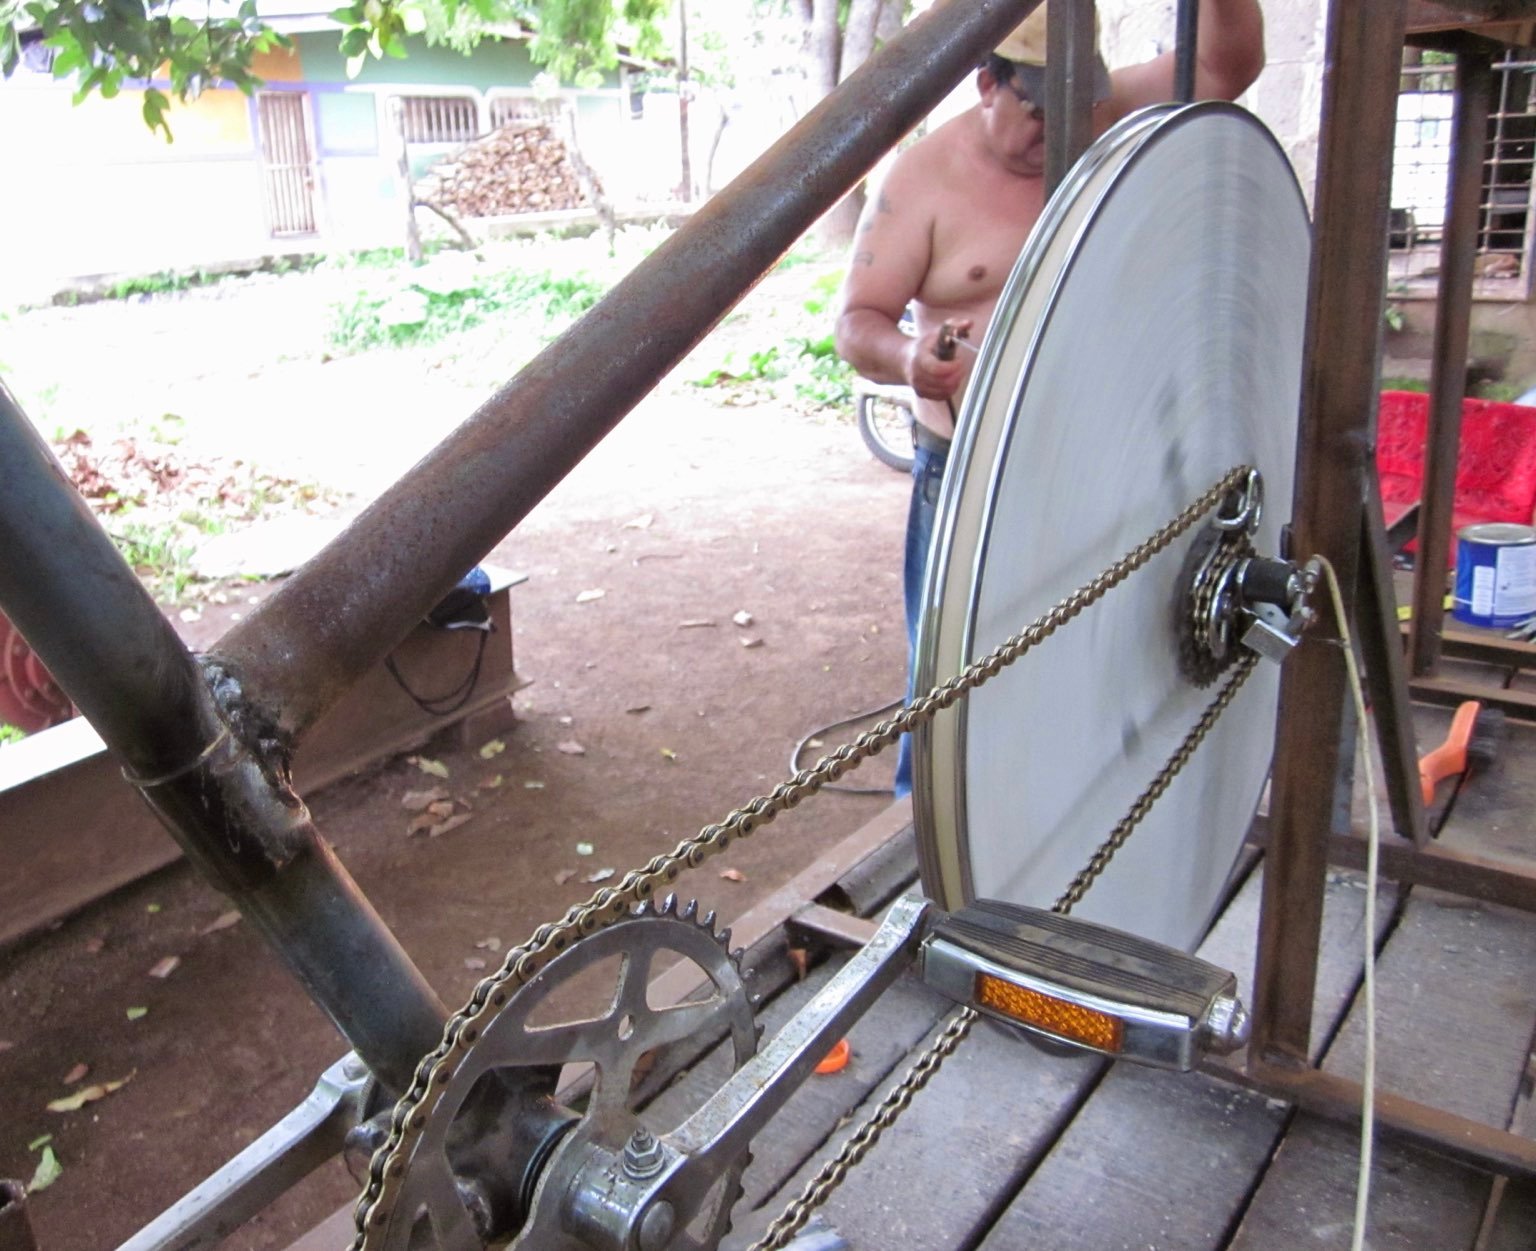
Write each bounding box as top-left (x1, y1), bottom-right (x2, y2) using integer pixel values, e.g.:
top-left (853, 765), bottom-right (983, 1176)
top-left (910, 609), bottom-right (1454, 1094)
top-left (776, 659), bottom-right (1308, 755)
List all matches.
top-left (1376, 391), bottom-right (1536, 556)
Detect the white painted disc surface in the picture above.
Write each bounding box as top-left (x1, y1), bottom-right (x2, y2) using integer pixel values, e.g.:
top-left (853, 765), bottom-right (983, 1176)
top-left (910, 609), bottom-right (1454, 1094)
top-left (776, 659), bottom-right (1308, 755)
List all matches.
top-left (912, 103), bottom-right (1311, 952)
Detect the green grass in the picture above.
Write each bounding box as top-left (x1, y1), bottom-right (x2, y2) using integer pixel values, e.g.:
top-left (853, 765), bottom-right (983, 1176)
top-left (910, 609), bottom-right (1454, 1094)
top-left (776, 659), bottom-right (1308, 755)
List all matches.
top-left (0, 723), bottom-right (24, 746)
top-left (324, 230), bottom-right (671, 354)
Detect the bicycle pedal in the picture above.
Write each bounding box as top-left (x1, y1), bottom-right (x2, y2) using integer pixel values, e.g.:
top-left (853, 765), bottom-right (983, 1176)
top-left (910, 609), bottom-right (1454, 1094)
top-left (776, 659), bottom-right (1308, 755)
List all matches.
top-left (920, 899), bottom-right (1249, 1070)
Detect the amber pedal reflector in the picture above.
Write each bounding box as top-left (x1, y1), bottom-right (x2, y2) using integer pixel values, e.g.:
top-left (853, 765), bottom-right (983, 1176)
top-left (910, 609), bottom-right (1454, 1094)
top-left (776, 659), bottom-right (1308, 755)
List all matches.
top-left (975, 974), bottom-right (1124, 1053)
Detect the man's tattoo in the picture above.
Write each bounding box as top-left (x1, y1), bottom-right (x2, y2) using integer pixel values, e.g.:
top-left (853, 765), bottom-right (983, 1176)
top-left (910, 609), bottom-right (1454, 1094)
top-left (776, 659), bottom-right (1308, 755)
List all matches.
top-left (877, 192), bottom-right (893, 214)
top-left (853, 250), bottom-right (875, 267)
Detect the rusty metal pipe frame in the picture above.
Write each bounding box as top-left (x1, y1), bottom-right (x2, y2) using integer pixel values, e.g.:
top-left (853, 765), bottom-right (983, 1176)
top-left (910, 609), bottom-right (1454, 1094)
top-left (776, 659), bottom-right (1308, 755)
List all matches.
top-left (1408, 47), bottom-right (1496, 677)
top-left (0, 388), bottom-right (446, 1097)
top-left (1250, 0), bottom-right (1407, 1065)
top-left (1213, 1060), bottom-right (1536, 1182)
top-left (213, 0), bottom-right (1045, 744)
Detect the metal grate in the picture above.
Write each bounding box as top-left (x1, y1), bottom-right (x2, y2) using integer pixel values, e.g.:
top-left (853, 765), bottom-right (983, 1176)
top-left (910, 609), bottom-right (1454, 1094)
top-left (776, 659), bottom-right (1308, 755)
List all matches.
top-left (399, 95), bottom-right (480, 144)
top-left (488, 95), bottom-right (548, 128)
top-left (1390, 52), bottom-right (1536, 288)
top-left (256, 92), bottom-right (318, 237)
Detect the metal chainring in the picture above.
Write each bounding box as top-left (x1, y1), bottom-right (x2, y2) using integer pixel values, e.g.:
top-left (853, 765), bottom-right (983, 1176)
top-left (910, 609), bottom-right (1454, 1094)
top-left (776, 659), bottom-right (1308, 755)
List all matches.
top-left (363, 898), bottom-right (756, 1250)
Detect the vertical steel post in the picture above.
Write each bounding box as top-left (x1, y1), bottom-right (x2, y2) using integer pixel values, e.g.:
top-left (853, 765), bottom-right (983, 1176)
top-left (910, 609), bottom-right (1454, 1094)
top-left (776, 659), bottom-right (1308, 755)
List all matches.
top-left (1251, 0), bottom-right (1407, 1066)
top-left (1046, 0), bottom-right (1098, 195)
top-left (1408, 46), bottom-right (1496, 676)
top-left (1174, 0), bottom-right (1200, 104)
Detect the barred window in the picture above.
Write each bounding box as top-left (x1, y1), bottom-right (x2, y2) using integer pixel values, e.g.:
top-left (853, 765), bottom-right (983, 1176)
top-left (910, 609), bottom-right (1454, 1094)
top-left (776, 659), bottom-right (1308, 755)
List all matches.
top-left (399, 95), bottom-right (479, 144)
top-left (1391, 51), bottom-right (1536, 291)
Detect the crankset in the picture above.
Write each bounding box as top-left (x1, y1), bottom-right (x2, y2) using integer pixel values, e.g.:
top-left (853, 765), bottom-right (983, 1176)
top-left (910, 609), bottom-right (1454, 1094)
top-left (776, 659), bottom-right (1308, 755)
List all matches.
top-left (355, 892), bottom-right (1252, 1251)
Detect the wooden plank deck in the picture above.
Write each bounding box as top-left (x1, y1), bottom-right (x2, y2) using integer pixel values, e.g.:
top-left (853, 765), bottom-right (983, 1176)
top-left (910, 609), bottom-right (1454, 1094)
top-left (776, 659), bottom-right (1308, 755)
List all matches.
top-left (665, 715), bottom-right (1536, 1251)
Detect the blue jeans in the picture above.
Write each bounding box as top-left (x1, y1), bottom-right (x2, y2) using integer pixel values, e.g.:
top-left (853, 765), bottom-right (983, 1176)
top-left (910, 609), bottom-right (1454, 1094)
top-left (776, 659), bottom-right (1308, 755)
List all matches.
top-left (895, 439), bottom-right (949, 799)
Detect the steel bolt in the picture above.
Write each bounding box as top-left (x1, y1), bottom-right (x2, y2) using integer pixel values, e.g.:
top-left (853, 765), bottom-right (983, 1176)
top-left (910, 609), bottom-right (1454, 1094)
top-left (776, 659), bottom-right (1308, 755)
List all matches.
top-left (1203, 994), bottom-right (1251, 1054)
top-left (622, 1128), bottom-right (666, 1180)
top-left (636, 1200), bottom-right (676, 1251)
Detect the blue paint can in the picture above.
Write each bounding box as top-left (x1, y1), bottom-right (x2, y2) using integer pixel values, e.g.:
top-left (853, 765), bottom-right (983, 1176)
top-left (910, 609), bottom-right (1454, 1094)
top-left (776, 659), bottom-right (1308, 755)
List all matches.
top-left (1452, 522), bottom-right (1536, 629)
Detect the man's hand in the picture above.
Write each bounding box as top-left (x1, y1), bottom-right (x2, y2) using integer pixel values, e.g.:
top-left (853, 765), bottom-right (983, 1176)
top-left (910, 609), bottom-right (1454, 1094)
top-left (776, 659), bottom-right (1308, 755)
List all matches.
top-left (904, 320), bottom-right (972, 401)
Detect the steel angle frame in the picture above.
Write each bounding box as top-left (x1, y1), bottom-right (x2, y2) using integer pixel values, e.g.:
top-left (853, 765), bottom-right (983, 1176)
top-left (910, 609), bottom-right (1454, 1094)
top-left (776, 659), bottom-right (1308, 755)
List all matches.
top-left (1245, 0), bottom-right (1536, 1181)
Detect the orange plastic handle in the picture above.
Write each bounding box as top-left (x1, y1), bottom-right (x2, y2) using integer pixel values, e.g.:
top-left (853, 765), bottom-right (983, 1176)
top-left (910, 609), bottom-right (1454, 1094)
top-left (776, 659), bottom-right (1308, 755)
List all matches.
top-left (1419, 700), bottom-right (1480, 805)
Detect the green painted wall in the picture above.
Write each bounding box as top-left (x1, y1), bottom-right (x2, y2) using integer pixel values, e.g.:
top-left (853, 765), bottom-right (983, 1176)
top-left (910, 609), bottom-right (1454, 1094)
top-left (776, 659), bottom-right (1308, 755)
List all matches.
top-left (315, 90), bottom-right (380, 154)
top-left (295, 32), bottom-right (619, 92)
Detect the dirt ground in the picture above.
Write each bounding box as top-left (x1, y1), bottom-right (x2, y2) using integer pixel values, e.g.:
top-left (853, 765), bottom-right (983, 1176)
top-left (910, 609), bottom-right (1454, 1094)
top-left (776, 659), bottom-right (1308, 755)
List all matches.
top-left (0, 259), bottom-right (914, 1249)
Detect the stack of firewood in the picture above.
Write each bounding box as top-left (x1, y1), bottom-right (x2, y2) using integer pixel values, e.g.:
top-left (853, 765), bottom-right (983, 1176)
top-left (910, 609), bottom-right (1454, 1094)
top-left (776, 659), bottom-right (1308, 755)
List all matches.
top-left (415, 122), bottom-right (598, 217)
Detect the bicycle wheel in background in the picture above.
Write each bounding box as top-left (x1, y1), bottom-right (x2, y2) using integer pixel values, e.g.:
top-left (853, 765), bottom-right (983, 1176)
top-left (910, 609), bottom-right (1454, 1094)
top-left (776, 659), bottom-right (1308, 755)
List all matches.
top-left (857, 390), bottom-right (915, 472)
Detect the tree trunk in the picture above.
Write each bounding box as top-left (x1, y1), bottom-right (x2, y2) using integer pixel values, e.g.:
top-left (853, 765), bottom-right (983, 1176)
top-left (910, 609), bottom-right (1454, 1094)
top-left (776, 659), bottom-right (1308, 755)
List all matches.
top-left (389, 97), bottom-right (424, 264)
top-left (809, 0), bottom-right (840, 104)
top-left (839, 0), bottom-right (883, 83)
top-left (817, 0), bottom-right (892, 249)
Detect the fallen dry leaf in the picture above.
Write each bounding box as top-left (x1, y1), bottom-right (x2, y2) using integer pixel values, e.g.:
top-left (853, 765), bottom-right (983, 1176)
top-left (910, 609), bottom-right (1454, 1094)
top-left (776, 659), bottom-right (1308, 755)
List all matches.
top-left (740, 637), bottom-right (764, 649)
top-left (625, 704), bottom-right (652, 715)
top-left (411, 757), bottom-right (450, 779)
top-left (524, 780), bottom-right (545, 790)
top-left (429, 813), bottom-right (473, 838)
top-left (406, 812), bottom-right (438, 836)
top-left (126, 1007), bottom-right (148, 1021)
top-left (660, 748), bottom-right (678, 762)
top-left (575, 589), bottom-right (606, 604)
top-left (464, 957), bottom-right (487, 971)
top-left (575, 842), bottom-right (595, 856)
top-left (585, 868), bottom-right (616, 884)
top-left (478, 774), bottom-right (504, 790)
top-left (555, 869), bottom-right (578, 885)
top-left (62, 1064), bottom-right (89, 1085)
top-left (47, 1072), bottom-right (133, 1113)
top-left (426, 800), bottom-right (455, 819)
top-left (401, 787), bottom-right (450, 811)
top-left (788, 948), bottom-right (810, 981)
top-left (82, 937), bottom-right (105, 954)
top-left (556, 740), bottom-right (587, 756)
top-left (27, 1146), bottom-right (62, 1194)
top-left (199, 911), bottom-right (240, 936)
top-left (477, 739), bottom-right (506, 759)
top-left (679, 619), bottom-right (716, 629)
top-left (147, 956), bottom-right (181, 980)
top-left (732, 609), bottom-right (754, 627)
top-left (557, 715), bottom-right (573, 725)
top-left (623, 513), bottom-right (654, 530)
top-left (719, 868), bottom-right (747, 883)
top-left (26, 1134), bottom-right (51, 1152)
top-left (475, 937), bottom-right (502, 952)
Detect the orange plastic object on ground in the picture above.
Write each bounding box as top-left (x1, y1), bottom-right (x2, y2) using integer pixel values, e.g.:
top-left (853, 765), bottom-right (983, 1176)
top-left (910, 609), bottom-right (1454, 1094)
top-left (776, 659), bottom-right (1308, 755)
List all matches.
top-left (814, 1038), bottom-right (851, 1074)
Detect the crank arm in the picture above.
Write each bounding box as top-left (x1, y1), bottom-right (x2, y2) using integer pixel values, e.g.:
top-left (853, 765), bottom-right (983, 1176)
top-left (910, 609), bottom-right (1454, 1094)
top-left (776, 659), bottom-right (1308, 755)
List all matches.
top-left (559, 896), bottom-right (931, 1251)
top-left (116, 1053), bottom-right (371, 1251)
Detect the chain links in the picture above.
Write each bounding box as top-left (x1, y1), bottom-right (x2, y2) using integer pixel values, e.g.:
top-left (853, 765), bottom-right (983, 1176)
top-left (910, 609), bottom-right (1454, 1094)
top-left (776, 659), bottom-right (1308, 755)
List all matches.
top-left (351, 465), bottom-right (1253, 1249)
top-left (749, 648), bottom-right (1259, 1251)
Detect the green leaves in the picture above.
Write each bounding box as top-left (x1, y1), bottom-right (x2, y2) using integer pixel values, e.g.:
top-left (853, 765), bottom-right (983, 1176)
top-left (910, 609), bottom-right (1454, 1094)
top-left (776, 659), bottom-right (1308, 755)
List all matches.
top-left (3, 0), bottom-right (284, 135)
top-left (1, 0), bottom-right (669, 135)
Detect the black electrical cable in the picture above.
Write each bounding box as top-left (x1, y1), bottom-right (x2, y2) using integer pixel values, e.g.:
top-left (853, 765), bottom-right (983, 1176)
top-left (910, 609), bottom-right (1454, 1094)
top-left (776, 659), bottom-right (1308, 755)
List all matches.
top-left (789, 697), bottom-right (903, 795)
top-left (384, 627), bottom-right (490, 717)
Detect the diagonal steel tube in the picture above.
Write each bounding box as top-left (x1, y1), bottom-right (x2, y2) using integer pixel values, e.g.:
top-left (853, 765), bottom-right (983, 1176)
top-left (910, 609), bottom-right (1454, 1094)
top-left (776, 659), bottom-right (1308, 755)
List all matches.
top-left (213, 0), bottom-right (1045, 743)
top-left (0, 387), bottom-right (447, 1096)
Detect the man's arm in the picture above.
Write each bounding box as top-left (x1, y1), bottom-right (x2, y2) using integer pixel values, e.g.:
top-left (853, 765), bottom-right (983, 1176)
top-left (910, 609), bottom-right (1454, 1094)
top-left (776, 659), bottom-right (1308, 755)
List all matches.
top-left (835, 159), bottom-right (968, 401)
top-left (1104, 0), bottom-right (1265, 120)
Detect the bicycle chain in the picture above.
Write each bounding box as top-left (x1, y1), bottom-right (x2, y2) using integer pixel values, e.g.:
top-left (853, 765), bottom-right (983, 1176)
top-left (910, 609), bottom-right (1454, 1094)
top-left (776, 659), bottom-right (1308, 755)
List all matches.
top-left (750, 649), bottom-right (1259, 1251)
top-left (350, 464), bottom-right (1253, 1249)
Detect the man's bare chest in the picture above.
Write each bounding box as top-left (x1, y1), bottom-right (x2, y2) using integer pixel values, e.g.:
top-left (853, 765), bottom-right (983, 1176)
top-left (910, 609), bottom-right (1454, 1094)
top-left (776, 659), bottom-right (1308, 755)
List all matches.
top-left (918, 184), bottom-right (1046, 313)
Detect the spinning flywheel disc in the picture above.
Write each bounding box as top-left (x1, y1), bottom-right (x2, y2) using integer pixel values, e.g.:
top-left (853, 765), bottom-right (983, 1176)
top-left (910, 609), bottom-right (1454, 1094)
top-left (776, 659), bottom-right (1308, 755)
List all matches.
top-left (912, 103), bottom-right (1311, 952)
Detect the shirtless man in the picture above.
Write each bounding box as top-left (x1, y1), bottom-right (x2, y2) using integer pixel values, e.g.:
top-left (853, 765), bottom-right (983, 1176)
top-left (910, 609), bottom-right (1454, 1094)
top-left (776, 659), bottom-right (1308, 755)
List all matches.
top-left (837, 1), bottom-right (1266, 798)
